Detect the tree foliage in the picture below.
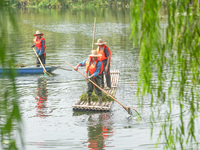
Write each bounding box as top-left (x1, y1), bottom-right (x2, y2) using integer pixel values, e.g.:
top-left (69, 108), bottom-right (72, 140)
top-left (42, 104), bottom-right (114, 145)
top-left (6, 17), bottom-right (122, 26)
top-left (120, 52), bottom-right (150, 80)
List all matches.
top-left (1, 0), bottom-right (131, 8)
top-left (131, 0), bottom-right (200, 149)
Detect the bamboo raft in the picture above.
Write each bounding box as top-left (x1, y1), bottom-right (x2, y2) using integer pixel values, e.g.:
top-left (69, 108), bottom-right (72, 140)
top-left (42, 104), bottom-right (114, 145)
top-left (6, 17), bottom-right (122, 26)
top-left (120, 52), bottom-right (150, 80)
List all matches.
top-left (73, 70), bottom-right (120, 112)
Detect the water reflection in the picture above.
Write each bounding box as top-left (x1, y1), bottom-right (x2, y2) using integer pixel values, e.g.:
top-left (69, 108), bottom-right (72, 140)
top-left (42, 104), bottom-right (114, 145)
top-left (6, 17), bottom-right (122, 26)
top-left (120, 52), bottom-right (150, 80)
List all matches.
top-left (87, 113), bottom-right (114, 150)
top-left (35, 77), bottom-right (48, 117)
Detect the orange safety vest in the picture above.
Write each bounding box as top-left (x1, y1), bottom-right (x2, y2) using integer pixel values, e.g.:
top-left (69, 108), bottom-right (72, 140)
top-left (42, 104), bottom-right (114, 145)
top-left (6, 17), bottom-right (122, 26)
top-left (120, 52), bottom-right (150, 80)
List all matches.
top-left (86, 57), bottom-right (103, 77)
top-left (97, 45), bottom-right (111, 61)
top-left (33, 37), bottom-right (46, 51)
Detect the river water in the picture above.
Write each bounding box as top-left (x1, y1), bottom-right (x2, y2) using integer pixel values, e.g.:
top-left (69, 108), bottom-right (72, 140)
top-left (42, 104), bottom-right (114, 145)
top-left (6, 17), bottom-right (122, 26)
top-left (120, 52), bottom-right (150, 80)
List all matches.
top-left (1, 7), bottom-right (200, 150)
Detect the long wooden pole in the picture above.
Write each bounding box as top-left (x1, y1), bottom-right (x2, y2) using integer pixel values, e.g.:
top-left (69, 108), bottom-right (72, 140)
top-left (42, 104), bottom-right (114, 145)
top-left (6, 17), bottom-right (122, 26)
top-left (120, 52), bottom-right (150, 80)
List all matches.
top-left (17, 63), bottom-right (72, 71)
top-left (45, 65), bottom-right (72, 71)
top-left (32, 48), bottom-right (52, 76)
top-left (92, 17), bottom-right (96, 50)
top-left (65, 61), bottom-right (139, 116)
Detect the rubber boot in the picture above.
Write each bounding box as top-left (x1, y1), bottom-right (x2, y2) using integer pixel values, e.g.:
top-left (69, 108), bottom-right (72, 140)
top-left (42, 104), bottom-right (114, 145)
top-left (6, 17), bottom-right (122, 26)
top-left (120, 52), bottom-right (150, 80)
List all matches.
top-left (87, 97), bottom-right (91, 106)
top-left (98, 97), bottom-right (102, 106)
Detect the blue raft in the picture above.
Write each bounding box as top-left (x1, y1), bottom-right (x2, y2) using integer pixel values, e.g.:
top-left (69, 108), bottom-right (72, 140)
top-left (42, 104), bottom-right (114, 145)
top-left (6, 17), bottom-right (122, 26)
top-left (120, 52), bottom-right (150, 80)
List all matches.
top-left (0, 66), bottom-right (57, 75)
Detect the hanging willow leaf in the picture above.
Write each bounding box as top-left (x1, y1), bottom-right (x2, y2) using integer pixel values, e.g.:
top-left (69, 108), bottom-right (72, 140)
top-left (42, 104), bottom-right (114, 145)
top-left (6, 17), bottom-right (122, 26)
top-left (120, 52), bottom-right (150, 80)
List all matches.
top-left (0, 1), bottom-right (23, 150)
top-left (131, 0), bottom-right (200, 149)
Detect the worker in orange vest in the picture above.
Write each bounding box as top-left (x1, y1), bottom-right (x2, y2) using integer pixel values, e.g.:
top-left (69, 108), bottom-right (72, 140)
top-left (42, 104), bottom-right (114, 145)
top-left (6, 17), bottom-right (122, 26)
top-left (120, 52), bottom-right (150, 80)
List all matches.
top-left (31, 30), bottom-right (46, 67)
top-left (74, 50), bottom-right (103, 106)
top-left (95, 39), bottom-right (111, 89)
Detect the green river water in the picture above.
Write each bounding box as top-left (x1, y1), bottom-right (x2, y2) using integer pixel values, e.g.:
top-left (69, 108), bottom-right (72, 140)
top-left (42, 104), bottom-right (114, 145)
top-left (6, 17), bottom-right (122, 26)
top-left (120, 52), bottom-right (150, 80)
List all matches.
top-left (1, 7), bottom-right (199, 150)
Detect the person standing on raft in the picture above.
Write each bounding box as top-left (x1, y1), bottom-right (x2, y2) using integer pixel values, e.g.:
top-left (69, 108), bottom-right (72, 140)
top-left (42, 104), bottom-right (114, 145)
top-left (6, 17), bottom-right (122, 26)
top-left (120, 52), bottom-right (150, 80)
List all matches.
top-left (74, 50), bottom-right (103, 106)
top-left (95, 39), bottom-right (111, 89)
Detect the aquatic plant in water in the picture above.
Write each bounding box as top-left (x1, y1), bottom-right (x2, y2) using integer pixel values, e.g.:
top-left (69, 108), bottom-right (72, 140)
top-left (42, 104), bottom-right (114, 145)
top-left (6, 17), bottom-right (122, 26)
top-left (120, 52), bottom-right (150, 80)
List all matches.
top-left (80, 91), bottom-right (114, 102)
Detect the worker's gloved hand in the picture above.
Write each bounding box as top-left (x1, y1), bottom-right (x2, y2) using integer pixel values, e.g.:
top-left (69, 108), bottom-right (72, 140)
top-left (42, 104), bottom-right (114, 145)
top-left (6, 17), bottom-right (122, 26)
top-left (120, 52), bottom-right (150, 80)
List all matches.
top-left (74, 64), bottom-right (80, 71)
top-left (31, 45), bottom-right (35, 48)
top-left (88, 75), bottom-right (93, 79)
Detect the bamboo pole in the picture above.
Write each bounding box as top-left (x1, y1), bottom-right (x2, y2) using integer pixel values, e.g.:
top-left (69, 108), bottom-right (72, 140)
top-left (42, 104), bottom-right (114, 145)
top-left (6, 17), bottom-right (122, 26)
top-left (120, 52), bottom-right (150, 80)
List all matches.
top-left (17, 63), bottom-right (72, 71)
top-left (92, 17), bottom-right (96, 50)
top-left (32, 48), bottom-right (52, 77)
top-left (45, 65), bottom-right (72, 71)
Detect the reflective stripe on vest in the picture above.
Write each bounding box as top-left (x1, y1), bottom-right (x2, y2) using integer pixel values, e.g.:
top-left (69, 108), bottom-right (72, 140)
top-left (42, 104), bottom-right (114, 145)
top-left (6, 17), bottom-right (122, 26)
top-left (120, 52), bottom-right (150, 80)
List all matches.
top-left (86, 57), bottom-right (103, 76)
top-left (97, 45), bottom-right (111, 61)
top-left (33, 37), bottom-right (46, 51)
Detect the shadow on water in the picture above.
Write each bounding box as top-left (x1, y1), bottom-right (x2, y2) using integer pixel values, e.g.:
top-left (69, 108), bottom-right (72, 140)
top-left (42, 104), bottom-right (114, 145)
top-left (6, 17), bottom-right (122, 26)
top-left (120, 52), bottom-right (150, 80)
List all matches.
top-left (73, 112), bottom-right (114, 149)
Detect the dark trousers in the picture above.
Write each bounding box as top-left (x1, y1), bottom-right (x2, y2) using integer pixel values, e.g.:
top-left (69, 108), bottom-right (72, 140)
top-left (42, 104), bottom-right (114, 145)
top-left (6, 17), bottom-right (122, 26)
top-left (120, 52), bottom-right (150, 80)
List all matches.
top-left (101, 64), bottom-right (111, 88)
top-left (87, 73), bottom-right (102, 98)
top-left (36, 54), bottom-right (46, 67)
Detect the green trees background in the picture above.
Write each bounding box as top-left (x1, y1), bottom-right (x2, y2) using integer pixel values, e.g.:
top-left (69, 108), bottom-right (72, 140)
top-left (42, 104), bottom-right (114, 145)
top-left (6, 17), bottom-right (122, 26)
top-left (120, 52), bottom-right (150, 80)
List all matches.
top-left (1, 0), bottom-right (131, 8)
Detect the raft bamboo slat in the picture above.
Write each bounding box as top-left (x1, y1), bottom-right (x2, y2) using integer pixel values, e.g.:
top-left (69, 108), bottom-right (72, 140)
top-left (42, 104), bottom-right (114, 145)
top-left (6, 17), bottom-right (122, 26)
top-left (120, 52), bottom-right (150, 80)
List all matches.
top-left (73, 70), bottom-right (120, 112)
